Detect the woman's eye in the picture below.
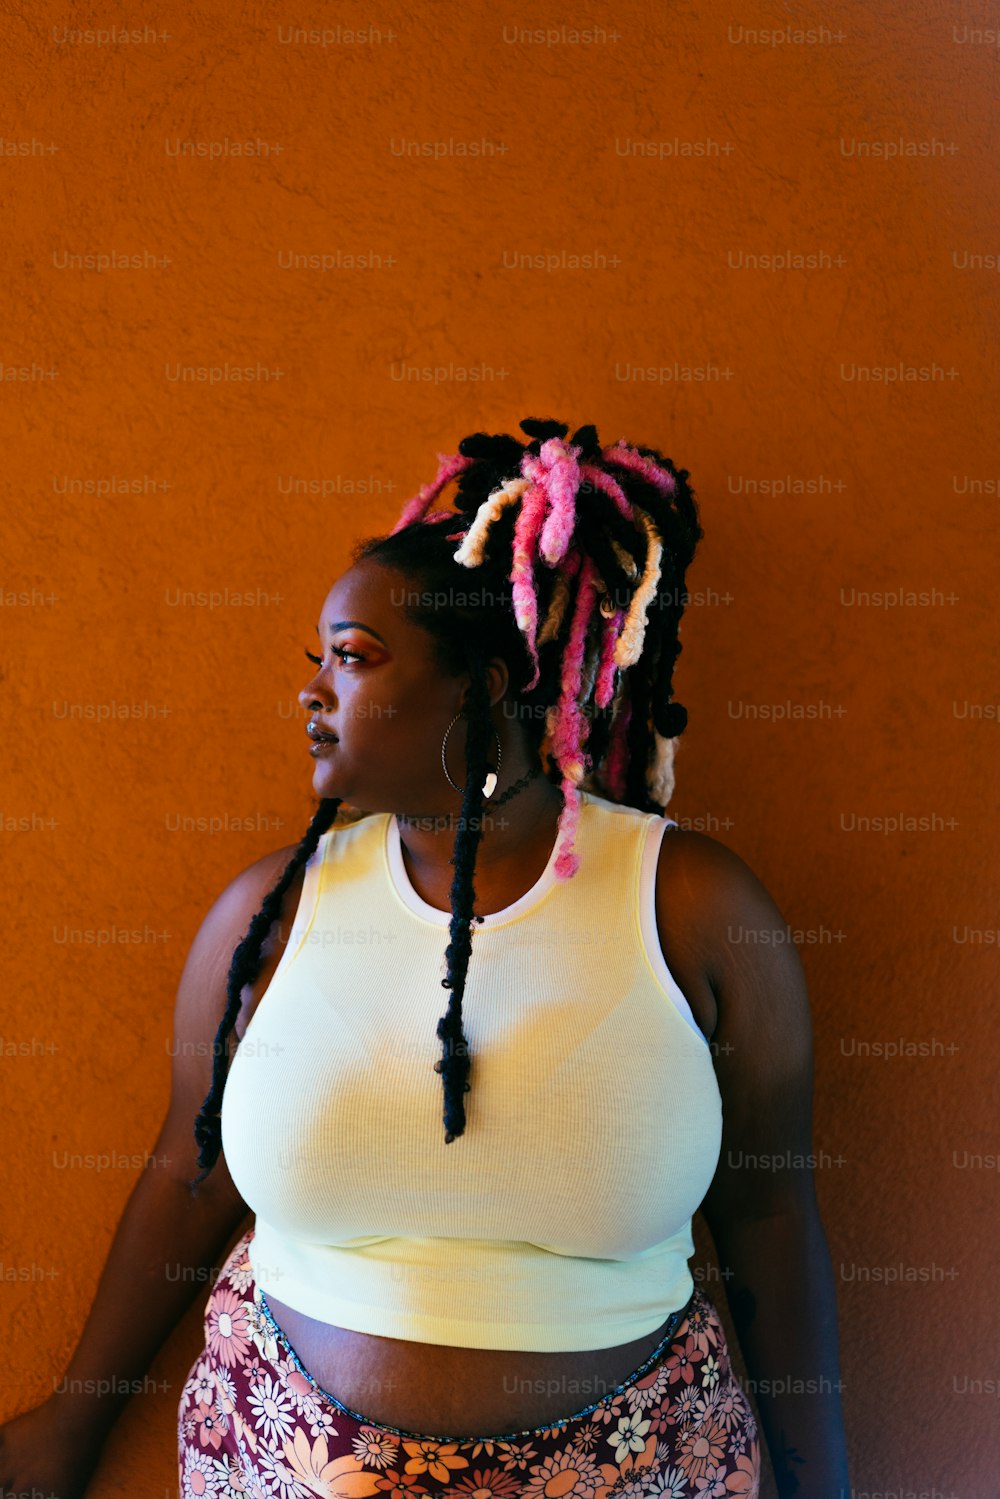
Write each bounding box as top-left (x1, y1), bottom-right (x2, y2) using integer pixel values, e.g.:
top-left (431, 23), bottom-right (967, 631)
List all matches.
top-left (304, 646), bottom-right (363, 668)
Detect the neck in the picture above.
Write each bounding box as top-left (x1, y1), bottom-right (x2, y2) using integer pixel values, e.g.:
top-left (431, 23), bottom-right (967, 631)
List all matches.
top-left (395, 762), bottom-right (565, 877)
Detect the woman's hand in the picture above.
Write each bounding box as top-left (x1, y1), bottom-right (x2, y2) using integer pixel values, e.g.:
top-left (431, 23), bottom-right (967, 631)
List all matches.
top-left (0, 1396), bottom-right (103, 1499)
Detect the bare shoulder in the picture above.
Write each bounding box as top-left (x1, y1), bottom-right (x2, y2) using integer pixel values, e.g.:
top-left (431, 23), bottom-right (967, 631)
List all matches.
top-left (654, 823), bottom-right (799, 994)
top-left (197, 839), bottom-right (309, 958)
top-left (175, 840), bottom-right (312, 1047)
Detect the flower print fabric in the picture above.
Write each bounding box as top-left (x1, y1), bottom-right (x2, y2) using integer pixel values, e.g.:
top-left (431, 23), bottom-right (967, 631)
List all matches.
top-left (178, 1228), bottom-right (760, 1498)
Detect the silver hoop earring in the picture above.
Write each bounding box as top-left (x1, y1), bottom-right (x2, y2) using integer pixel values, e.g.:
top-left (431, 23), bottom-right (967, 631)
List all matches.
top-left (441, 713), bottom-right (502, 800)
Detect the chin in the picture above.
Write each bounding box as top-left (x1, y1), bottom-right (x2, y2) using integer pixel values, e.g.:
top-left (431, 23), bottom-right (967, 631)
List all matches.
top-left (311, 765), bottom-right (345, 800)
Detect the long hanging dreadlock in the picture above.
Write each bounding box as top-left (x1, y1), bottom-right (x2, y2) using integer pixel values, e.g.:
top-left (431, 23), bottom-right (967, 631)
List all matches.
top-left (189, 417), bottom-right (703, 1188)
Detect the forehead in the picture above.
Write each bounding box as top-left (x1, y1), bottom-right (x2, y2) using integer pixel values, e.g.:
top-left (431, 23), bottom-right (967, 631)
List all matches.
top-left (318, 559), bottom-right (411, 640)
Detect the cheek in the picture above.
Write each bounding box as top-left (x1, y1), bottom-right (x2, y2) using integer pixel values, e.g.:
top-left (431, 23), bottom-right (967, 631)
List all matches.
top-left (374, 673), bottom-right (433, 717)
top-left (344, 676), bottom-right (410, 732)
top-left (347, 665), bottom-right (446, 734)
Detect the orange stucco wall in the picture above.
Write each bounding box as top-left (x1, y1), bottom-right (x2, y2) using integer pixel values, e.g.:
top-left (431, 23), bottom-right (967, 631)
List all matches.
top-left (2, 3), bottom-right (997, 1493)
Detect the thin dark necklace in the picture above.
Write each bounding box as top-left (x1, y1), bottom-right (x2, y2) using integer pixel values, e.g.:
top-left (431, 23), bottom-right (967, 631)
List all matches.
top-left (396, 763), bottom-right (544, 831)
top-left (489, 760), bottom-right (543, 808)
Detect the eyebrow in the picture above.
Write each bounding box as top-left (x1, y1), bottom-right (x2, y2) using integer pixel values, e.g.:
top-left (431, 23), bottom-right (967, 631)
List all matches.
top-left (315, 619), bottom-right (389, 647)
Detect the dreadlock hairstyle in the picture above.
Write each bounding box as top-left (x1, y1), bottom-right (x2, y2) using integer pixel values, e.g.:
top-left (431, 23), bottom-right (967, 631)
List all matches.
top-left (189, 417), bottom-right (703, 1190)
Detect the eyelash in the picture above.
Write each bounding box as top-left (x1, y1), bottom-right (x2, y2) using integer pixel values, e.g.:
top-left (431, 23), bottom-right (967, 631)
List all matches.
top-left (305, 646), bottom-right (363, 668)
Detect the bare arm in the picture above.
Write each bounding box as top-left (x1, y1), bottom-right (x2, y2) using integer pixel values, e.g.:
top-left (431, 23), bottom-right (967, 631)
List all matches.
top-left (0, 839), bottom-right (302, 1487)
top-left (680, 831), bottom-right (851, 1498)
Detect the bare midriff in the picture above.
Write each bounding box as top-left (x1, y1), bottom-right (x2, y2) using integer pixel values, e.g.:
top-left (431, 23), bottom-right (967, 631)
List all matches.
top-left (260, 1293), bottom-right (686, 1437)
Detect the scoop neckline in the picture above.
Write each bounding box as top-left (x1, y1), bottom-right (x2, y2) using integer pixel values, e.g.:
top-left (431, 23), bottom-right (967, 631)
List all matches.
top-left (384, 797), bottom-right (585, 928)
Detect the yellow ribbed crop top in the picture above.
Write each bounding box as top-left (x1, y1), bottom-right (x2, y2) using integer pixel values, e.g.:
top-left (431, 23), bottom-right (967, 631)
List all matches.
top-left (220, 790), bottom-right (723, 1351)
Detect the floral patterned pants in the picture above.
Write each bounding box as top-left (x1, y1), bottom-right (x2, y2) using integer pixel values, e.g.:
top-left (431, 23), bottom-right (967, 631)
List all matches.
top-left (178, 1227), bottom-right (760, 1498)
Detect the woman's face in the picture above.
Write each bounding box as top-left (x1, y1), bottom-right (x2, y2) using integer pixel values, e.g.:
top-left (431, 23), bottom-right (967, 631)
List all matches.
top-left (297, 557), bottom-right (505, 815)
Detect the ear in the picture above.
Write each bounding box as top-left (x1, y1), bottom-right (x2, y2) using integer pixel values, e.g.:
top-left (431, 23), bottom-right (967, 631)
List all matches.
top-left (485, 656), bottom-right (510, 708)
top-left (459, 656), bottom-right (510, 714)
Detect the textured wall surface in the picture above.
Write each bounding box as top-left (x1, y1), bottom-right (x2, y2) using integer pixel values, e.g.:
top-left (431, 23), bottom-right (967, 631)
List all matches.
top-left (1, 2), bottom-right (997, 1494)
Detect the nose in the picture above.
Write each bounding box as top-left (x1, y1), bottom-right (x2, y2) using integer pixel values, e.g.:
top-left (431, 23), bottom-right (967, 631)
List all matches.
top-left (298, 666), bottom-right (335, 714)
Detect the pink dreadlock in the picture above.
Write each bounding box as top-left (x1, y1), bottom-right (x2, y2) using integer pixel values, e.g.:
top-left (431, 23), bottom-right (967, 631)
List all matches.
top-left (390, 451), bottom-right (475, 533)
top-left (547, 551), bottom-right (601, 877)
top-left (602, 438), bottom-right (678, 496)
top-left (534, 437), bottom-right (584, 566)
top-left (595, 605), bottom-right (627, 710)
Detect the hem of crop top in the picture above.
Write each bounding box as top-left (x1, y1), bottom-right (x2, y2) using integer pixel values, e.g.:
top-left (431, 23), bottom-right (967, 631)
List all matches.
top-left (247, 1226), bottom-right (699, 1352)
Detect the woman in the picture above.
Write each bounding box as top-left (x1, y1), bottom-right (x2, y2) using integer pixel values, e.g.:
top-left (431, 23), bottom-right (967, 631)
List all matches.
top-left (0, 418), bottom-right (849, 1497)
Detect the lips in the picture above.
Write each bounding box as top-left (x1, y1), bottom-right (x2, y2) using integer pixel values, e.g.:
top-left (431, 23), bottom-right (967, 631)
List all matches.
top-left (306, 721), bottom-right (338, 744)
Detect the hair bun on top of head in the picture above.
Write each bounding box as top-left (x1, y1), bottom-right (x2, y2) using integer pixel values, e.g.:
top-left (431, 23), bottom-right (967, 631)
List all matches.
top-left (518, 417), bottom-right (568, 443)
top-left (453, 421), bottom-right (604, 525)
top-left (453, 431), bottom-right (529, 522)
top-left (567, 424), bottom-right (602, 462)
top-left (518, 419), bottom-right (602, 466)
top-left (454, 421), bottom-right (601, 486)
top-left (457, 431), bottom-right (527, 468)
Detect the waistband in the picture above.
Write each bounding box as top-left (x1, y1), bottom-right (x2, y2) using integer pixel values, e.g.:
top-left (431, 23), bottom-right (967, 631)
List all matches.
top-left (252, 1279), bottom-right (700, 1444)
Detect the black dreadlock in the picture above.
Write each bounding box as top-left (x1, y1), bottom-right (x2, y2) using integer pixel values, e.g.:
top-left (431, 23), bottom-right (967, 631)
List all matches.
top-left (190, 799), bottom-right (341, 1188)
